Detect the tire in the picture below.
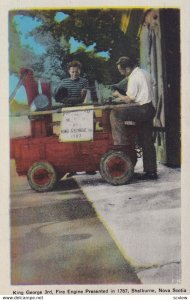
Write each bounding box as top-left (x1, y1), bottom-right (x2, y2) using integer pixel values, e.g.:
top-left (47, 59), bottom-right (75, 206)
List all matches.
top-left (100, 150), bottom-right (134, 185)
top-left (27, 161), bottom-right (57, 192)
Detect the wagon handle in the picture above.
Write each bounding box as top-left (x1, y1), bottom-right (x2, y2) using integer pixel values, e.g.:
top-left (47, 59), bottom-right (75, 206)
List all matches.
top-left (10, 103), bottom-right (137, 117)
top-left (9, 69), bottom-right (30, 103)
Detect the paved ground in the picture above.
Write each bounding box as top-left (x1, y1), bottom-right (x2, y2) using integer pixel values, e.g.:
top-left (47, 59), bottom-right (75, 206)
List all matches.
top-left (10, 161), bottom-right (140, 285)
top-left (10, 157), bottom-right (181, 285)
top-left (75, 159), bottom-right (181, 284)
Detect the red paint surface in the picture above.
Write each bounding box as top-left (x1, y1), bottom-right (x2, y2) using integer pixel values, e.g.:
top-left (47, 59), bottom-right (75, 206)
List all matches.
top-left (20, 68), bottom-right (53, 137)
top-left (11, 68), bottom-right (137, 180)
top-left (106, 156), bottom-right (128, 178)
top-left (11, 130), bottom-right (136, 178)
top-left (32, 167), bottom-right (54, 186)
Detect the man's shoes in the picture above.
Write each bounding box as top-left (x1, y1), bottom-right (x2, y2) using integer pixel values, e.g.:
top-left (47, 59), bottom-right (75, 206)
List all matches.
top-left (136, 172), bottom-right (158, 180)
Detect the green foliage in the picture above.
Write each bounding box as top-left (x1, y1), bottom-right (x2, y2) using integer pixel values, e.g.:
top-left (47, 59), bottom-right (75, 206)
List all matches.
top-left (51, 9), bottom-right (140, 61)
top-left (9, 16), bottom-right (37, 75)
top-left (9, 9), bottom-right (141, 86)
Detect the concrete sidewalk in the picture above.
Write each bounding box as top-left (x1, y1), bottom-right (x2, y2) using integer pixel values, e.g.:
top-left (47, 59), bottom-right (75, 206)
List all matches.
top-left (11, 161), bottom-right (140, 285)
top-left (75, 159), bottom-right (181, 284)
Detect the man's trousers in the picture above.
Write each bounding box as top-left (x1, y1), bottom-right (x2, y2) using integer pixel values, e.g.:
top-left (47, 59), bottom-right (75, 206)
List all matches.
top-left (110, 102), bottom-right (157, 173)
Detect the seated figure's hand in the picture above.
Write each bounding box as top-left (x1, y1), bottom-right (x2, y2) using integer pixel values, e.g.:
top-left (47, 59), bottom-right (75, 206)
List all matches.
top-left (112, 90), bottom-right (120, 98)
top-left (111, 98), bottom-right (126, 105)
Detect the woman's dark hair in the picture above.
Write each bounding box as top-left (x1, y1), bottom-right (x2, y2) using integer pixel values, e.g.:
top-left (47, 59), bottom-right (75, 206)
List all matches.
top-left (67, 60), bottom-right (82, 70)
top-left (116, 56), bottom-right (136, 69)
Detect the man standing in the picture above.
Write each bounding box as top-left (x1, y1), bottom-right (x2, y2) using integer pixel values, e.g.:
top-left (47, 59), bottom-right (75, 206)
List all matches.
top-left (54, 60), bottom-right (89, 105)
top-left (110, 56), bottom-right (157, 180)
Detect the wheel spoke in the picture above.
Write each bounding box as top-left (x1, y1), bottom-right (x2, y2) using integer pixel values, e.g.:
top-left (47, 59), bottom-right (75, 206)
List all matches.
top-left (106, 157), bottom-right (128, 178)
top-left (33, 168), bottom-right (54, 186)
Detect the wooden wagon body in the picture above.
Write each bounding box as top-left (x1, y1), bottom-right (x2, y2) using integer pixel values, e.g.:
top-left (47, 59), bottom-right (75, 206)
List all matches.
top-left (10, 68), bottom-right (137, 192)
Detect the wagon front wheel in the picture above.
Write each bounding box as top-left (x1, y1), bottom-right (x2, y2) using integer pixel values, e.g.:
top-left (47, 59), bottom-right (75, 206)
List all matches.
top-left (27, 161), bottom-right (57, 192)
top-left (100, 150), bottom-right (134, 185)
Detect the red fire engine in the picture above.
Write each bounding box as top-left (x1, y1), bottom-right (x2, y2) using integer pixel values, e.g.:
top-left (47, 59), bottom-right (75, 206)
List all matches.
top-left (10, 68), bottom-right (137, 192)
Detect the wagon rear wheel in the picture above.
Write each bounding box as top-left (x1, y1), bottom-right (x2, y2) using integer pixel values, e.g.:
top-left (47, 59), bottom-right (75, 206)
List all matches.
top-left (27, 161), bottom-right (57, 192)
top-left (100, 150), bottom-right (134, 185)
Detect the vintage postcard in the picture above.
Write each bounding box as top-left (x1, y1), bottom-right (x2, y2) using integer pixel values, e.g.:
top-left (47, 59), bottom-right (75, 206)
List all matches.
top-left (0, 0), bottom-right (190, 297)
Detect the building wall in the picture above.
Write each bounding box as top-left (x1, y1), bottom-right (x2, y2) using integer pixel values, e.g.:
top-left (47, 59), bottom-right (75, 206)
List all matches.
top-left (139, 9), bottom-right (166, 163)
top-left (160, 9), bottom-right (181, 167)
top-left (139, 9), bottom-right (180, 166)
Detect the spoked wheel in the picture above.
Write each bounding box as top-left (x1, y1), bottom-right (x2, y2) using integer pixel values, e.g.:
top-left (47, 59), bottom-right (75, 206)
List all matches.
top-left (100, 150), bottom-right (134, 185)
top-left (27, 161), bottom-right (57, 192)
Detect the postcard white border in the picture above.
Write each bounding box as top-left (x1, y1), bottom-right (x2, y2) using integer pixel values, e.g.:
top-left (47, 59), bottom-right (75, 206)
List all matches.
top-left (0, 0), bottom-right (190, 296)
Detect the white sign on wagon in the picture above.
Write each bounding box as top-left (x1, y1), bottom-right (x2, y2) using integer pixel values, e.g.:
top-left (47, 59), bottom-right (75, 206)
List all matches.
top-left (59, 106), bottom-right (94, 142)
